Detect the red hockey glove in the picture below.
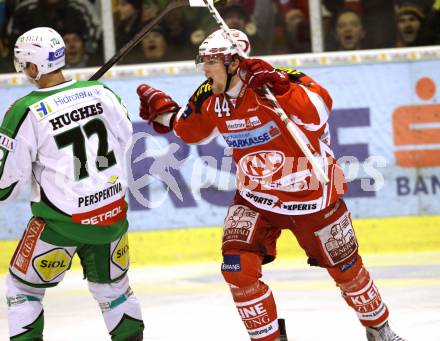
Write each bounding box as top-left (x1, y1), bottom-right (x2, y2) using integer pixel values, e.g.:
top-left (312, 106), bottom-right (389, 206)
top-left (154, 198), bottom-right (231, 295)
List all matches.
top-left (137, 84), bottom-right (179, 133)
top-left (238, 58), bottom-right (290, 96)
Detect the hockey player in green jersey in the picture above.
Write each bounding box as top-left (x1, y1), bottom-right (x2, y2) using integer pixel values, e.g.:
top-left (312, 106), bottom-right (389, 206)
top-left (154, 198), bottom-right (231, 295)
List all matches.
top-left (1, 27), bottom-right (144, 340)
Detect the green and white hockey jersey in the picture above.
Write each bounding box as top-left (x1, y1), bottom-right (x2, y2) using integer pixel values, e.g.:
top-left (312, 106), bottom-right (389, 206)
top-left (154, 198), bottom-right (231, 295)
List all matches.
top-left (0, 80), bottom-right (133, 244)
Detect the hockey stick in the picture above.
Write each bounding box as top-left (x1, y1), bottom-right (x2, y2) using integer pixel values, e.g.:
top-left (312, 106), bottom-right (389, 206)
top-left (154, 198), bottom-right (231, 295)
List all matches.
top-left (200, 0), bottom-right (329, 184)
top-left (89, 0), bottom-right (225, 81)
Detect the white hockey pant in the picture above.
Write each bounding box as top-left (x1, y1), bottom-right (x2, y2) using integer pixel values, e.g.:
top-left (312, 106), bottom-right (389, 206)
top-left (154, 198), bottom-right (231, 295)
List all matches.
top-left (88, 275), bottom-right (143, 335)
top-left (6, 274), bottom-right (46, 339)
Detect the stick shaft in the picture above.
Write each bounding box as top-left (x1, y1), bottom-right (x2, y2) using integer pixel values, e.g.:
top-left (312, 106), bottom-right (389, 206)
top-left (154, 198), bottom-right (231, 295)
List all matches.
top-left (262, 86), bottom-right (329, 183)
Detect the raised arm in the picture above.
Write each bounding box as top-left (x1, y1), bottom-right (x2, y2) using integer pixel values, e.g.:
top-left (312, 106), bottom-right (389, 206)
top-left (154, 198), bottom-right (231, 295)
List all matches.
top-left (136, 82), bottom-right (218, 144)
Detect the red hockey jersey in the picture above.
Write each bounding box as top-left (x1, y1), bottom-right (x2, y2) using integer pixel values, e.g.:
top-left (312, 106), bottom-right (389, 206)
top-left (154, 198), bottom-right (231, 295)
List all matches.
top-left (173, 67), bottom-right (347, 215)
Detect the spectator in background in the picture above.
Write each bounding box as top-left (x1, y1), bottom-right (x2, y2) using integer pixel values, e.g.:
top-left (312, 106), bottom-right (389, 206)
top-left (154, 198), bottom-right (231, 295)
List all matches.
top-left (324, 0), bottom-right (395, 49)
top-left (421, 0), bottom-right (440, 45)
top-left (162, 10), bottom-right (193, 60)
top-left (142, 0), bottom-right (160, 22)
top-left (5, 0), bottom-right (102, 55)
top-left (0, 0), bottom-right (5, 31)
top-left (333, 10), bottom-right (366, 50)
top-left (0, 36), bottom-right (13, 73)
top-left (162, 10), bottom-right (189, 45)
top-left (189, 1), bottom-right (275, 56)
top-left (0, 0), bottom-right (11, 73)
top-left (141, 26), bottom-right (168, 62)
top-left (115, 0), bottom-right (143, 49)
top-left (121, 24), bottom-right (170, 64)
top-left (114, 0), bottom-right (147, 64)
top-left (222, 4), bottom-right (249, 31)
top-left (222, 0), bottom-right (276, 54)
top-left (268, 0), bottom-right (310, 54)
top-left (224, 0), bottom-right (255, 15)
top-left (62, 28), bottom-right (90, 68)
top-left (251, 0), bottom-right (274, 53)
top-left (220, 4), bottom-right (269, 55)
top-left (282, 6), bottom-right (311, 53)
top-left (394, 0), bottom-right (435, 15)
top-left (395, 4), bottom-right (425, 47)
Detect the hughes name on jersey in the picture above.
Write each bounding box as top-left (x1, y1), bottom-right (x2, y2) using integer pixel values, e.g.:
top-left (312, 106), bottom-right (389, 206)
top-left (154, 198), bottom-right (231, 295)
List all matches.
top-left (173, 68), bottom-right (347, 215)
top-left (0, 80), bottom-right (132, 243)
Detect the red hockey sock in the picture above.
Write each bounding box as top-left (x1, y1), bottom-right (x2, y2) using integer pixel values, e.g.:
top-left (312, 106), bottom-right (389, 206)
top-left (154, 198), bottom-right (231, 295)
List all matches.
top-left (222, 251), bottom-right (280, 340)
top-left (329, 261), bottom-right (389, 327)
top-left (230, 280), bottom-right (280, 341)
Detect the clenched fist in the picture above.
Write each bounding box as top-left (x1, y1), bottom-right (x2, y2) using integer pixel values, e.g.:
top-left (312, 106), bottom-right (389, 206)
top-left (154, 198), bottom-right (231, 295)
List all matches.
top-left (137, 84), bottom-right (179, 133)
top-left (238, 58), bottom-right (290, 96)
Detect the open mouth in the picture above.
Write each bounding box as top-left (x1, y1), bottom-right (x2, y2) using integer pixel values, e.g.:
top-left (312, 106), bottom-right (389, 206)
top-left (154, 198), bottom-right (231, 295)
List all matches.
top-left (342, 33), bottom-right (354, 45)
top-left (402, 28), bottom-right (416, 41)
top-left (67, 52), bottom-right (78, 59)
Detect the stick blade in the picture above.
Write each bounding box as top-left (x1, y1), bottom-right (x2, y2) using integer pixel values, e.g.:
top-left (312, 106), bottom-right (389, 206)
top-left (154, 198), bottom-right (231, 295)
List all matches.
top-left (188, 0), bottom-right (210, 6)
top-left (188, 0), bottom-right (226, 7)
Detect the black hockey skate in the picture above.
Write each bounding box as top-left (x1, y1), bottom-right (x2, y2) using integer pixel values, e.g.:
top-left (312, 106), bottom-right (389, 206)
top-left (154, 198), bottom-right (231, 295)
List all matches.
top-left (366, 321), bottom-right (407, 341)
top-left (277, 318), bottom-right (288, 341)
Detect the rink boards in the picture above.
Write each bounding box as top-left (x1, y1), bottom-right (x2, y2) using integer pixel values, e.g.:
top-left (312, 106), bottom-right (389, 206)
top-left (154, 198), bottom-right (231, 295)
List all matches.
top-left (0, 214), bottom-right (439, 274)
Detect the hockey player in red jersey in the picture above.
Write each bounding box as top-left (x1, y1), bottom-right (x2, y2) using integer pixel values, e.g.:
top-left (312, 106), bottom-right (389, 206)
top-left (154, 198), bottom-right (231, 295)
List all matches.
top-left (136, 29), bottom-right (406, 341)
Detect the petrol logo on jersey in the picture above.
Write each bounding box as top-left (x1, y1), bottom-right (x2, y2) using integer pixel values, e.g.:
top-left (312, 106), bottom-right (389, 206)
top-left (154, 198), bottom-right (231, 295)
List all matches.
top-left (239, 150), bottom-right (285, 178)
top-left (223, 122), bottom-right (281, 149)
top-left (32, 248), bottom-right (71, 282)
top-left (111, 234), bottom-right (129, 271)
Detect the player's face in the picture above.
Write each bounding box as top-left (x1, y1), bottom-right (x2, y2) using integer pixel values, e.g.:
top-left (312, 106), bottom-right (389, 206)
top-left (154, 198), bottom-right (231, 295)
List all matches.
top-left (202, 57), bottom-right (228, 94)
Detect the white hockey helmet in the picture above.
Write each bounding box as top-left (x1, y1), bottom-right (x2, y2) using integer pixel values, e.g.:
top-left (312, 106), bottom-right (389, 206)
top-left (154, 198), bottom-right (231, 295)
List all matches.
top-left (14, 27), bottom-right (65, 80)
top-left (196, 28), bottom-right (251, 67)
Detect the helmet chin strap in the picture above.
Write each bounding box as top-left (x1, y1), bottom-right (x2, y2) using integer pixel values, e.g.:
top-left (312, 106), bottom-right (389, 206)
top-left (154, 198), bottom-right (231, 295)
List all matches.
top-left (224, 61), bottom-right (238, 92)
top-left (225, 71), bottom-right (233, 92)
top-left (34, 72), bottom-right (42, 81)
top-left (24, 64), bottom-right (42, 81)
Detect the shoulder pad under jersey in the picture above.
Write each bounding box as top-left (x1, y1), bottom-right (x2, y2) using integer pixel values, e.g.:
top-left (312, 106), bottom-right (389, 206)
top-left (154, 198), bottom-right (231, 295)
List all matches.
top-left (275, 66), bottom-right (306, 83)
top-left (190, 79), bottom-right (213, 113)
top-left (1, 96), bottom-right (34, 138)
